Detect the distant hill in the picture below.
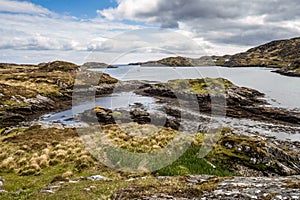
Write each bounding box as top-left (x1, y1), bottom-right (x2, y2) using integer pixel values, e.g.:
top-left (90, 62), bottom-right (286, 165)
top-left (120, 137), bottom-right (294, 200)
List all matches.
top-left (220, 37), bottom-right (300, 76)
top-left (128, 56), bottom-right (217, 67)
top-left (82, 62), bottom-right (117, 69)
top-left (222, 37), bottom-right (300, 68)
top-left (128, 37), bottom-right (300, 76)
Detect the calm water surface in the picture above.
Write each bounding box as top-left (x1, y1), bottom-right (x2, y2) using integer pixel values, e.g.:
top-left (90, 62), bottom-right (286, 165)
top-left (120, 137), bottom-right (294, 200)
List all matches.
top-left (98, 66), bottom-right (300, 110)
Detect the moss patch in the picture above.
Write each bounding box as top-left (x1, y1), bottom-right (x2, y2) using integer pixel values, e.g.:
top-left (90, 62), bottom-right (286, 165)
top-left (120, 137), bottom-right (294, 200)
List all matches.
top-left (165, 78), bottom-right (233, 95)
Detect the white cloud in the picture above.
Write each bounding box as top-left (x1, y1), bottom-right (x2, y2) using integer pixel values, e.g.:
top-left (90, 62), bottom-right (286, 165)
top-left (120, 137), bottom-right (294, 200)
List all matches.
top-left (3, 0), bottom-right (300, 64)
top-left (0, 1), bottom-right (143, 64)
top-left (98, 0), bottom-right (159, 21)
top-left (99, 0), bottom-right (300, 46)
top-left (0, 0), bottom-right (52, 15)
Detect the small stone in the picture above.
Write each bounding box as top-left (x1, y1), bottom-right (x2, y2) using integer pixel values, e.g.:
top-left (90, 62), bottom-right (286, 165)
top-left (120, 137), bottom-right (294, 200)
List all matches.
top-left (69, 180), bottom-right (80, 183)
top-left (250, 157), bottom-right (257, 164)
top-left (46, 185), bottom-right (60, 190)
top-left (255, 189), bottom-right (261, 194)
top-left (15, 189), bottom-right (24, 195)
top-left (87, 175), bottom-right (112, 181)
top-left (244, 146), bottom-right (251, 152)
top-left (0, 190), bottom-right (7, 193)
top-left (224, 142), bottom-right (233, 149)
top-left (236, 145), bottom-right (243, 151)
top-left (125, 178), bottom-right (135, 182)
top-left (213, 189), bottom-right (224, 195)
top-left (40, 189), bottom-right (54, 194)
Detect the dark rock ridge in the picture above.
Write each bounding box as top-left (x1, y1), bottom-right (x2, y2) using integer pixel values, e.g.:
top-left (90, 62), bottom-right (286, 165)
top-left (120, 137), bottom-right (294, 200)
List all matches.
top-left (78, 102), bottom-right (181, 130)
top-left (135, 78), bottom-right (300, 125)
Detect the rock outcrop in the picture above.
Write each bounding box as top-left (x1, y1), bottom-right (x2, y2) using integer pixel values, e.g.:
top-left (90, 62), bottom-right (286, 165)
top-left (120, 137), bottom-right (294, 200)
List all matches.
top-left (273, 60), bottom-right (300, 77)
top-left (0, 61), bottom-right (118, 127)
top-left (136, 78), bottom-right (300, 125)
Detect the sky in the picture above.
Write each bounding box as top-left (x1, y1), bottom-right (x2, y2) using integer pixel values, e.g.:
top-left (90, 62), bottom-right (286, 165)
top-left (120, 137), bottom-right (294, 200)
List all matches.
top-left (1, 0), bottom-right (300, 64)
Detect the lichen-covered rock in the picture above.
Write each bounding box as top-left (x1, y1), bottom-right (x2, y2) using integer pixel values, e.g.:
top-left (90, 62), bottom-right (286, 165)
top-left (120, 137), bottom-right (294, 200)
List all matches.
top-left (112, 175), bottom-right (300, 200)
top-left (209, 131), bottom-right (300, 176)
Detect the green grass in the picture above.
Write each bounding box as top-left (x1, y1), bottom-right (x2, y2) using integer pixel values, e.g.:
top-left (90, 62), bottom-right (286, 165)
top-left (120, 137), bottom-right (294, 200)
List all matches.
top-left (0, 163), bottom-right (122, 200)
top-left (0, 162), bottom-right (161, 200)
top-left (166, 78), bottom-right (233, 95)
top-left (156, 145), bottom-right (234, 176)
top-left (0, 128), bottom-right (5, 135)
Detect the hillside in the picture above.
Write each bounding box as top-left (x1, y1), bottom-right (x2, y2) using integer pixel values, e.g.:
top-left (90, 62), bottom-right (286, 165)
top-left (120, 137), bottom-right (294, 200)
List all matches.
top-left (128, 37), bottom-right (300, 76)
top-left (129, 56), bottom-right (216, 67)
top-left (222, 37), bottom-right (300, 68)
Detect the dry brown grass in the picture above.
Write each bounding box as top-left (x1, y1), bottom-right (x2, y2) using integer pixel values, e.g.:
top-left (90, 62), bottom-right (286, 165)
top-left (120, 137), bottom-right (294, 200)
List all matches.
top-left (0, 125), bottom-right (95, 175)
top-left (99, 123), bottom-right (180, 153)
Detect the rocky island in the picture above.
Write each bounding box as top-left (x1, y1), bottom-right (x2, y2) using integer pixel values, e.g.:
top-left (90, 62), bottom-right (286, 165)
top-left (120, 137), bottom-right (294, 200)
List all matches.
top-left (82, 62), bottom-right (118, 69)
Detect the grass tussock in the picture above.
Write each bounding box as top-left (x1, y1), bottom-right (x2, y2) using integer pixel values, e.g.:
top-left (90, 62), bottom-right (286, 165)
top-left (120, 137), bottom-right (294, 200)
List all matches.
top-left (0, 125), bottom-right (96, 175)
top-left (101, 123), bottom-right (179, 153)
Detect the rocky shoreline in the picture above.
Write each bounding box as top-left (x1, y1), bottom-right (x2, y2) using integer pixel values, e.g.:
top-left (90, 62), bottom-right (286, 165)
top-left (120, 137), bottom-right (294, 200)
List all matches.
top-left (1, 61), bottom-right (300, 199)
top-left (134, 78), bottom-right (300, 126)
top-left (273, 69), bottom-right (300, 77)
top-left (0, 61), bottom-right (118, 127)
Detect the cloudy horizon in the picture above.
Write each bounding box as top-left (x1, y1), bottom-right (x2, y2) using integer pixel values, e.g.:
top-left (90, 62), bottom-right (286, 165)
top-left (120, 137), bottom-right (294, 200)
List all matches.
top-left (1, 0), bottom-right (300, 64)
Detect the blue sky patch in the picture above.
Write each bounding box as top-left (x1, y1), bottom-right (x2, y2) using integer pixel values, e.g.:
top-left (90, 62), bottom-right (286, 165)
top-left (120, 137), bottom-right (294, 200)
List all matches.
top-left (27, 0), bottom-right (117, 18)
